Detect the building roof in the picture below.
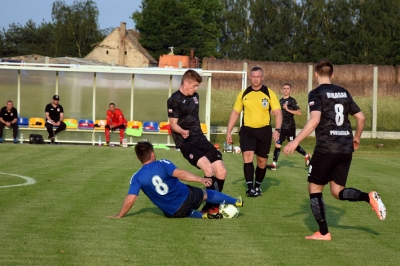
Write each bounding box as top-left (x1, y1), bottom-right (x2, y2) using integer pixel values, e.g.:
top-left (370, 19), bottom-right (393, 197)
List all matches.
top-left (0, 54), bottom-right (112, 66)
top-left (125, 30), bottom-right (157, 64)
top-left (50, 57), bottom-right (112, 66)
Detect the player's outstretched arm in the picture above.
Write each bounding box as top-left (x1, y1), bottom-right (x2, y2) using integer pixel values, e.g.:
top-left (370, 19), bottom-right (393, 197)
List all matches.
top-left (172, 168), bottom-right (212, 187)
top-left (108, 194), bottom-right (138, 218)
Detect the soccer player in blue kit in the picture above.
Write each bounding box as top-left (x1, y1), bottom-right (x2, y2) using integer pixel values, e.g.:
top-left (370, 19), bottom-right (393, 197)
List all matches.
top-left (284, 59), bottom-right (386, 240)
top-left (108, 142), bottom-right (243, 219)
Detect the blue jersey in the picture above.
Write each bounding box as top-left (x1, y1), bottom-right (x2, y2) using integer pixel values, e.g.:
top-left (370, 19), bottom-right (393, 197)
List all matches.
top-left (128, 159), bottom-right (189, 215)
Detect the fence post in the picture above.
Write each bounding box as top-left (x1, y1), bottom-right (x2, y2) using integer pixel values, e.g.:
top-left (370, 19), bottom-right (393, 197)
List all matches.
top-left (307, 65), bottom-right (313, 121)
top-left (372, 67), bottom-right (378, 138)
top-left (240, 62), bottom-right (248, 128)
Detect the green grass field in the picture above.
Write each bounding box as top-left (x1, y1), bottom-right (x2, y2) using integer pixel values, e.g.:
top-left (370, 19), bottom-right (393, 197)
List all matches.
top-left (1, 138), bottom-right (399, 265)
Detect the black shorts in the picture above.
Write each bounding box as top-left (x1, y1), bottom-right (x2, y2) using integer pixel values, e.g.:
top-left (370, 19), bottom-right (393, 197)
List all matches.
top-left (164, 185), bottom-right (204, 218)
top-left (239, 125), bottom-right (272, 158)
top-left (308, 152), bottom-right (353, 186)
top-left (277, 128), bottom-right (296, 145)
top-left (180, 139), bottom-right (223, 168)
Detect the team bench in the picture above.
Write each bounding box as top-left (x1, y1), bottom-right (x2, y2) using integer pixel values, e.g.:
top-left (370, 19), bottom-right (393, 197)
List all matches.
top-left (2, 118), bottom-right (191, 146)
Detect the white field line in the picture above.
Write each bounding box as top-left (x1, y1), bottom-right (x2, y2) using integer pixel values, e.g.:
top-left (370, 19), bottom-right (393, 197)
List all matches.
top-left (0, 172), bottom-right (36, 188)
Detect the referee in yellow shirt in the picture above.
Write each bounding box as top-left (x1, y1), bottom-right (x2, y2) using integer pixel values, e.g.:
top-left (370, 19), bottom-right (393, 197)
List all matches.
top-left (226, 67), bottom-right (282, 197)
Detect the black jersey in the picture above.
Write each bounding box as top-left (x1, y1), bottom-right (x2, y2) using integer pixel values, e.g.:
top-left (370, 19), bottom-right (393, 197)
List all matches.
top-left (0, 106), bottom-right (18, 122)
top-left (45, 103), bottom-right (64, 122)
top-left (280, 96), bottom-right (299, 130)
top-left (167, 90), bottom-right (206, 147)
top-left (309, 84), bottom-right (361, 154)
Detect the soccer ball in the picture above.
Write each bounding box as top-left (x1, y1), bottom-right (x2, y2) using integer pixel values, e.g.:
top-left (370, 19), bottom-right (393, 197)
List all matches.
top-left (233, 146), bottom-right (241, 154)
top-left (220, 204), bottom-right (239, 218)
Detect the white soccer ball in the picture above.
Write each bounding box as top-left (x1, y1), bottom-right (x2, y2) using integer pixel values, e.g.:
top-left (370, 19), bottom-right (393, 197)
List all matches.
top-left (233, 146), bottom-right (241, 154)
top-left (220, 204), bottom-right (239, 218)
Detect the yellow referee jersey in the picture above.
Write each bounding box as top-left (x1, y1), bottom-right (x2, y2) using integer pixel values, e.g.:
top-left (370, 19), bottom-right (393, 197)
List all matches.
top-left (233, 85), bottom-right (281, 128)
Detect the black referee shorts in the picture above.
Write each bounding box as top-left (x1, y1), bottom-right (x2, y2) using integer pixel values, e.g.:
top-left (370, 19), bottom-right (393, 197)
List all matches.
top-left (239, 125), bottom-right (272, 158)
top-left (308, 152), bottom-right (353, 186)
top-left (164, 185), bottom-right (204, 218)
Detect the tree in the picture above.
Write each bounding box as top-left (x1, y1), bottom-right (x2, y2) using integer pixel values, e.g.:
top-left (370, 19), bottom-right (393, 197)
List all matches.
top-left (348, 0), bottom-right (400, 65)
top-left (132, 0), bottom-right (223, 59)
top-left (0, 20), bottom-right (55, 57)
top-left (247, 0), bottom-right (297, 61)
top-left (219, 0), bottom-right (253, 59)
top-left (51, 0), bottom-right (105, 57)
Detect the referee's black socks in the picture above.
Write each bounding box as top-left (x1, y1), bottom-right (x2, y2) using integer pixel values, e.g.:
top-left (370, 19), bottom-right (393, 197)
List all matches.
top-left (244, 163), bottom-right (254, 189)
top-left (254, 166), bottom-right (266, 188)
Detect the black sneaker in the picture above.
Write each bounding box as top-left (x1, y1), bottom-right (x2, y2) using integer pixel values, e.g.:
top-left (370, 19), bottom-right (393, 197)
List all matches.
top-left (202, 212), bottom-right (223, 219)
top-left (246, 188), bottom-right (258, 197)
top-left (254, 187), bottom-right (262, 196)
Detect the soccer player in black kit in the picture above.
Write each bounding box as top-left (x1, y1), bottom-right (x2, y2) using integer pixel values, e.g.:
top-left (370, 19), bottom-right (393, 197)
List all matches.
top-left (284, 59), bottom-right (386, 241)
top-left (268, 83), bottom-right (311, 170)
top-left (167, 70), bottom-right (227, 214)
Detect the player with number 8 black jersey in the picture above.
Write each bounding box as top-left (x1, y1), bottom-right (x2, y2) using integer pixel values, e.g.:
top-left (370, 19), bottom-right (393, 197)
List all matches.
top-left (309, 84), bottom-right (360, 154)
top-left (284, 59), bottom-right (386, 241)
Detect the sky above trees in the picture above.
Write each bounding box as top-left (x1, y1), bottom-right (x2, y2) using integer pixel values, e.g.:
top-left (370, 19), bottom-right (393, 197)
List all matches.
top-left (0, 0), bottom-right (142, 30)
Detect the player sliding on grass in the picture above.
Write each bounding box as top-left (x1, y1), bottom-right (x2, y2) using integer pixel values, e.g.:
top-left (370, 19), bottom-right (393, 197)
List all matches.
top-left (284, 59), bottom-right (386, 241)
top-left (108, 141), bottom-right (243, 219)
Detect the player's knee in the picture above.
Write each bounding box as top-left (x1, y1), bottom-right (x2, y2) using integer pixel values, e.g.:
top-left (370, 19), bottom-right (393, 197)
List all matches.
top-left (201, 166), bottom-right (214, 177)
top-left (215, 167), bottom-right (227, 180)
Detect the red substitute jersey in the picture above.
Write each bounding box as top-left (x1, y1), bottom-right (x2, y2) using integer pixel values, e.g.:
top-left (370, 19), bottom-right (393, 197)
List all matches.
top-left (106, 108), bottom-right (127, 126)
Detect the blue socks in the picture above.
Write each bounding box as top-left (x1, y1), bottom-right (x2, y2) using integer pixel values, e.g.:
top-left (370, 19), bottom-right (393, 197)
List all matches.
top-left (189, 210), bottom-right (204, 218)
top-left (206, 190), bottom-right (236, 205)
